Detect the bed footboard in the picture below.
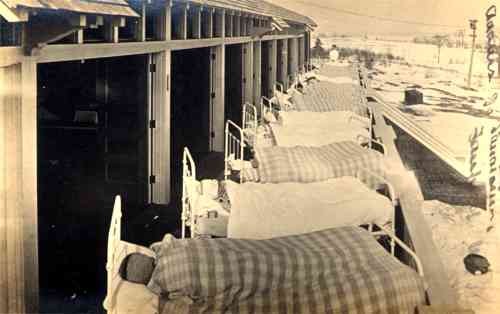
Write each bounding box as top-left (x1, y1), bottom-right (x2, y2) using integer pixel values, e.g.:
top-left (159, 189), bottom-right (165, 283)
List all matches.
top-left (356, 168), bottom-right (397, 255)
top-left (373, 223), bottom-right (425, 280)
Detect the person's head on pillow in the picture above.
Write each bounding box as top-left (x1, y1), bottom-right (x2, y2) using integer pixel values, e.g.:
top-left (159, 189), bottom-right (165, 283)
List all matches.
top-left (119, 253), bottom-right (155, 285)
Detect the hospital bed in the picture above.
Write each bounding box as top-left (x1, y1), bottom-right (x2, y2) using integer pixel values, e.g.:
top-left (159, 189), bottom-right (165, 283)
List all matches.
top-left (104, 194), bottom-right (427, 314)
top-left (184, 145), bottom-right (396, 246)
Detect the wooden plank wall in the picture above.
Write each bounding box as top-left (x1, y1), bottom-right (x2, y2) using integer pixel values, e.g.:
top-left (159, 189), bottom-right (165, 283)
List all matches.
top-left (151, 51), bottom-right (171, 204)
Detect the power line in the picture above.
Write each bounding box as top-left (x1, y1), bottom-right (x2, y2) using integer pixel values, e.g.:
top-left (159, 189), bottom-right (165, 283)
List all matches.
top-left (295, 1), bottom-right (464, 28)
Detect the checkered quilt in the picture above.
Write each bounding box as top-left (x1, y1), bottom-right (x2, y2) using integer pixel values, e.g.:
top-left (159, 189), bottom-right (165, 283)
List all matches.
top-left (149, 227), bottom-right (426, 314)
top-left (291, 82), bottom-right (367, 116)
top-left (318, 64), bottom-right (359, 79)
top-left (251, 141), bottom-right (386, 183)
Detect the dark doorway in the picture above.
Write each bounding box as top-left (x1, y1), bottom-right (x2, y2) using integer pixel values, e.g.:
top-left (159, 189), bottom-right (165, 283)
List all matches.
top-left (225, 44), bottom-right (243, 125)
top-left (170, 48), bottom-right (211, 198)
top-left (261, 41), bottom-right (271, 97)
top-left (37, 55), bottom-right (149, 313)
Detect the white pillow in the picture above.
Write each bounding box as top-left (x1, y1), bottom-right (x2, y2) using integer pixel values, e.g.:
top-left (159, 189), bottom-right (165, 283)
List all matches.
top-left (200, 179), bottom-right (219, 199)
top-left (193, 194), bottom-right (227, 217)
top-left (263, 111), bottom-right (277, 123)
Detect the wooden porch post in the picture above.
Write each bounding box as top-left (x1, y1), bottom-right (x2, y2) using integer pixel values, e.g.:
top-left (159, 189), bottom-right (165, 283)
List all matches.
top-left (281, 39), bottom-right (288, 89)
top-left (269, 39), bottom-right (277, 96)
top-left (192, 6), bottom-right (201, 39)
top-left (0, 58), bottom-right (39, 314)
top-left (253, 40), bottom-right (262, 108)
top-left (150, 51), bottom-right (171, 204)
top-left (211, 45), bottom-right (225, 152)
top-left (21, 58), bottom-right (38, 314)
top-left (243, 42), bottom-right (254, 104)
top-left (214, 9), bottom-right (225, 38)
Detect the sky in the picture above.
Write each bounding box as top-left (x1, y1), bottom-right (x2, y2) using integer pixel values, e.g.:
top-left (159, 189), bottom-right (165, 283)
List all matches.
top-left (266, 0), bottom-right (498, 36)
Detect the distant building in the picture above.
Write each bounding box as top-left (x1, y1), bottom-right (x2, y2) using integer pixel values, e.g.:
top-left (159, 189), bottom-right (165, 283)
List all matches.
top-left (329, 45), bottom-right (339, 61)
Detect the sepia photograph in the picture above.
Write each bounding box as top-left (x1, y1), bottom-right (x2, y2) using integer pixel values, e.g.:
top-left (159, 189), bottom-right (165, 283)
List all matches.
top-left (0, 0), bottom-right (499, 313)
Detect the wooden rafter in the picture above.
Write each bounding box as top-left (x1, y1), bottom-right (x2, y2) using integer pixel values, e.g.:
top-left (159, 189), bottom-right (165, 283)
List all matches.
top-left (0, 1), bottom-right (28, 22)
top-left (24, 13), bottom-right (86, 55)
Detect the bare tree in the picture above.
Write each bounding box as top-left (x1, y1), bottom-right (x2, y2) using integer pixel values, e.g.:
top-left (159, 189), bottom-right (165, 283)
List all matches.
top-left (432, 35), bottom-right (449, 64)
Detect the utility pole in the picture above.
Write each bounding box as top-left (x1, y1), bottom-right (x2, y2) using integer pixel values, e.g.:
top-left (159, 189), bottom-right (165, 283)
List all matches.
top-left (467, 19), bottom-right (478, 88)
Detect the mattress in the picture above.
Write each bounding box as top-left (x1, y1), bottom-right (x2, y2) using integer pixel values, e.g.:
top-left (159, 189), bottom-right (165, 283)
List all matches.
top-left (226, 177), bottom-right (393, 239)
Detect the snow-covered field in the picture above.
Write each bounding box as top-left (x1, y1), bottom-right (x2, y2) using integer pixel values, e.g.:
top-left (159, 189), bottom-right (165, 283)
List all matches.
top-left (369, 61), bottom-right (498, 160)
top-left (321, 36), bottom-right (496, 80)
top-left (321, 37), bottom-right (499, 179)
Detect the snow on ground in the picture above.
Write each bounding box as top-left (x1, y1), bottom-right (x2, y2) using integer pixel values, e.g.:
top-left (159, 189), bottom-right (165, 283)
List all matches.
top-left (322, 37), bottom-right (499, 167)
top-left (422, 200), bottom-right (500, 313)
top-left (369, 61), bottom-right (499, 160)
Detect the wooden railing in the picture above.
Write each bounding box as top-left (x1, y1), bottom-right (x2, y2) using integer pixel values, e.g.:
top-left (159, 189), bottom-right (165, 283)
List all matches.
top-left (369, 100), bottom-right (458, 305)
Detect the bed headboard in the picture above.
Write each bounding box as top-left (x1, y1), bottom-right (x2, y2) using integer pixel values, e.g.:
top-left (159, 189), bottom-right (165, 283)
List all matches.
top-left (105, 195), bottom-right (122, 311)
top-left (182, 147), bottom-right (197, 239)
top-left (225, 120), bottom-right (246, 183)
top-left (242, 102), bottom-right (258, 130)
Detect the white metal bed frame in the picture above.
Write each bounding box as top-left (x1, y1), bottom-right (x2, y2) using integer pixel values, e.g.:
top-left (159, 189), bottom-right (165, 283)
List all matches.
top-left (104, 195), bottom-right (157, 314)
top-left (242, 102), bottom-right (259, 146)
top-left (259, 93), bottom-right (385, 153)
top-left (105, 189), bottom-right (425, 313)
top-left (222, 123), bottom-right (397, 251)
top-left (178, 147), bottom-right (425, 276)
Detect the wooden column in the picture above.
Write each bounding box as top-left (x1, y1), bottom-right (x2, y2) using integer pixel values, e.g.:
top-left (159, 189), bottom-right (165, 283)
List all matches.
top-left (180, 3), bottom-right (188, 40)
top-left (269, 39), bottom-right (277, 96)
top-left (233, 14), bottom-right (240, 37)
top-left (241, 15), bottom-right (247, 36)
top-left (21, 58), bottom-right (38, 314)
top-left (104, 17), bottom-right (124, 43)
top-left (211, 45), bottom-right (225, 152)
top-left (253, 40), bottom-right (262, 108)
top-left (0, 62), bottom-right (27, 314)
top-left (225, 11), bottom-right (233, 37)
top-left (150, 51), bottom-right (171, 204)
top-left (246, 15), bottom-right (253, 35)
top-left (203, 8), bottom-right (214, 38)
top-left (214, 9), bottom-right (225, 38)
top-left (289, 37), bottom-right (298, 80)
top-left (243, 42), bottom-right (254, 104)
top-left (281, 39), bottom-right (288, 89)
top-left (156, 0), bottom-right (172, 41)
top-left (192, 6), bottom-right (201, 39)
top-left (135, 1), bottom-right (146, 41)
top-left (305, 31), bottom-right (311, 69)
top-left (298, 37), bottom-right (305, 71)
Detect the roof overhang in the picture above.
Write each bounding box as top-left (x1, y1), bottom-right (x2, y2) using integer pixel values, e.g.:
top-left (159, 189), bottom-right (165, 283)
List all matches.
top-left (0, 0), bottom-right (139, 22)
top-left (0, 0), bottom-right (28, 22)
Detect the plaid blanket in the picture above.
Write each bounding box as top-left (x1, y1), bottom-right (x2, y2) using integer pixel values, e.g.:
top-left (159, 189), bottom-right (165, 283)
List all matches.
top-left (149, 227), bottom-right (426, 314)
top-left (252, 141), bottom-right (386, 183)
top-left (318, 64), bottom-right (358, 79)
top-left (291, 82), bottom-right (367, 115)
